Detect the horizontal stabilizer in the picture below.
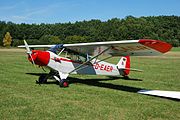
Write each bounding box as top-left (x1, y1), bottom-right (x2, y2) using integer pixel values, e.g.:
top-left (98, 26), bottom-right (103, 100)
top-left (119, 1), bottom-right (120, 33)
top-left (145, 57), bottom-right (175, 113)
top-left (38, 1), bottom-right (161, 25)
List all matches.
top-left (120, 68), bottom-right (143, 72)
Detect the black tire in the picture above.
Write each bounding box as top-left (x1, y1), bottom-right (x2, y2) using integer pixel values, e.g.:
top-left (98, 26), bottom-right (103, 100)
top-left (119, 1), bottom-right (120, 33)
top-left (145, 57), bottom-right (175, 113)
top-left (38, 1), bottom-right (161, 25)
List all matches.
top-left (38, 74), bottom-right (47, 84)
top-left (59, 79), bottom-right (69, 87)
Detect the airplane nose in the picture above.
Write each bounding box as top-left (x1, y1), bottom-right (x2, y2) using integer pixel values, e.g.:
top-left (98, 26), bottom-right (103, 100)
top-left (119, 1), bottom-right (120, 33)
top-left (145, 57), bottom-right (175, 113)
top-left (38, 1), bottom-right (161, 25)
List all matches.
top-left (28, 50), bottom-right (50, 66)
top-left (36, 51), bottom-right (50, 66)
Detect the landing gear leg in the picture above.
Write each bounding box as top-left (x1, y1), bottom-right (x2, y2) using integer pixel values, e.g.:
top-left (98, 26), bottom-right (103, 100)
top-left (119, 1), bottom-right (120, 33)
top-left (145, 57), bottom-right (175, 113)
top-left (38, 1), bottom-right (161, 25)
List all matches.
top-left (59, 79), bottom-right (69, 87)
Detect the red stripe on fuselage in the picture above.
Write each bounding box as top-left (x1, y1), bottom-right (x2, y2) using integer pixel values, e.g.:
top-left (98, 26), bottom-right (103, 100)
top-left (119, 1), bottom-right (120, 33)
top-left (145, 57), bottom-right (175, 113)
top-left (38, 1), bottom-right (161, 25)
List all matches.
top-left (51, 57), bottom-right (87, 64)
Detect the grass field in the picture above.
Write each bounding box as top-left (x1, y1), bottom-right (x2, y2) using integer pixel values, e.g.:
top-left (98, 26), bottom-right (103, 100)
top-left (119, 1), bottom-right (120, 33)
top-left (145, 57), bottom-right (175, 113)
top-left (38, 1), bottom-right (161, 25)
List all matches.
top-left (171, 47), bottom-right (180, 52)
top-left (0, 48), bottom-right (180, 120)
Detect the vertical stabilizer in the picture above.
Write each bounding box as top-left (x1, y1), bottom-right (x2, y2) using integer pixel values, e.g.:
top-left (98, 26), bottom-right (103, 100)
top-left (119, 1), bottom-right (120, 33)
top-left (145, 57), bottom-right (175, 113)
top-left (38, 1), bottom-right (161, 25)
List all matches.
top-left (117, 56), bottom-right (130, 76)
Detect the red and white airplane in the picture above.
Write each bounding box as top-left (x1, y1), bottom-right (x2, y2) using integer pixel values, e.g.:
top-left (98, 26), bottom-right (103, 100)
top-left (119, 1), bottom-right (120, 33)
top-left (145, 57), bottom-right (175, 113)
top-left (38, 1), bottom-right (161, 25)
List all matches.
top-left (19, 39), bottom-right (172, 87)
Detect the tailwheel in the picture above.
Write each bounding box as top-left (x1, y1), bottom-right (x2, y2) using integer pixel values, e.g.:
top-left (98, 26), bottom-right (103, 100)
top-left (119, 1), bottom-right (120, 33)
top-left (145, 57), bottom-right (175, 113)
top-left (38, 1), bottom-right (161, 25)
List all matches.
top-left (59, 79), bottom-right (69, 87)
top-left (36, 74), bottom-right (47, 84)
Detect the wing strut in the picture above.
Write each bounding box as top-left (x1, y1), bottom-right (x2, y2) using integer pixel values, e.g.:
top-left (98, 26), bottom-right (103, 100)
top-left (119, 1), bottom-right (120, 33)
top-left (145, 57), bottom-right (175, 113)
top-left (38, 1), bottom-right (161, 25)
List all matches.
top-left (58, 48), bottom-right (65, 56)
top-left (69, 47), bottom-right (111, 74)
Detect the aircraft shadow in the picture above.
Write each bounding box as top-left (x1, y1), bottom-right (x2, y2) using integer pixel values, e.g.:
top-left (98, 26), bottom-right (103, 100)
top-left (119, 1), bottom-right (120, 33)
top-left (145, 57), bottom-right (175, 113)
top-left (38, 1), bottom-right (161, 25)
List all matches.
top-left (69, 77), bottom-right (142, 93)
top-left (108, 76), bottom-right (143, 81)
top-left (26, 73), bottom-right (47, 76)
top-left (26, 73), bottom-right (179, 101)
top-left (26, 73), bottom-right (142, 81)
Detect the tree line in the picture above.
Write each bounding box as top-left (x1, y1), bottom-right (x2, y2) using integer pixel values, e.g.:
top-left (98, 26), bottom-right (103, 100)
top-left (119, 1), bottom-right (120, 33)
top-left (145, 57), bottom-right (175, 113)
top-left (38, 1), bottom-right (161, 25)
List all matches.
top-left (0, 15), bottom-right (180, 47)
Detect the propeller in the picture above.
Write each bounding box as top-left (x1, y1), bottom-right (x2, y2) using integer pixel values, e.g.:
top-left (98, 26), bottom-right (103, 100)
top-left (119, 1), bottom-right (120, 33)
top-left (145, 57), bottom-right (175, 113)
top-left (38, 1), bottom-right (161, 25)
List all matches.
top-left (24, 40), bottom-right (35, 65)
top-left (24, 40), bottom-right (48, 73)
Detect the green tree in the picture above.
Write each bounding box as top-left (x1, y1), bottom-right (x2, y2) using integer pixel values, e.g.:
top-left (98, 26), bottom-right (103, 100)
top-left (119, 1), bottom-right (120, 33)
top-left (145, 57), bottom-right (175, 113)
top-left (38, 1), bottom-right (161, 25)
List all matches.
top-left (64, 35), bottom-right (88, 43)
top-left (0, 15), bottom-right (180, 47)
top-left (39, 35), bottom-right (61, 44)
top-left (50, 36), bottom-right (61, 44)
top-left (3, 32), bottom-right (12, 47)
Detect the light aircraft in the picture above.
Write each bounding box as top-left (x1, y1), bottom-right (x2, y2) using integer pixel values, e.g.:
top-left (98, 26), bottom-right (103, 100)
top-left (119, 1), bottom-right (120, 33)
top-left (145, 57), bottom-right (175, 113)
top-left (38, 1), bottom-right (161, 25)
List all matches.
top-left (18, 39), bottom-right (172, 88)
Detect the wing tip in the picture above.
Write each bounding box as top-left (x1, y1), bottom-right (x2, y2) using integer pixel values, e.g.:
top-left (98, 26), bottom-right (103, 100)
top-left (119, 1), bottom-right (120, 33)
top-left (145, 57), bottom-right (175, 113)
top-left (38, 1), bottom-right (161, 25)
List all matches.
top-left (138, 39), bottom-right (172, 53)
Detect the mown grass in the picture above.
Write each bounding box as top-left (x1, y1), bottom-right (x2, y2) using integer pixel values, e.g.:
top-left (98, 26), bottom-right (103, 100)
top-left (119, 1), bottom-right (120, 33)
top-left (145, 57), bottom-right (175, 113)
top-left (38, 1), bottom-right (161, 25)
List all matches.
top-left (171, 47), bottom-right (180, 52)
top-left (0, 48), bottom-right (180, 120)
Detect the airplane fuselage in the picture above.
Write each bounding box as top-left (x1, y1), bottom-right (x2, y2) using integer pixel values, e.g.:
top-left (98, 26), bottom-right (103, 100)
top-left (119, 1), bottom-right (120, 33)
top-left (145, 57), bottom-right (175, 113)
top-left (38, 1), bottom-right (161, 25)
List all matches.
top-left (47, 51), bottom-right (121, 76)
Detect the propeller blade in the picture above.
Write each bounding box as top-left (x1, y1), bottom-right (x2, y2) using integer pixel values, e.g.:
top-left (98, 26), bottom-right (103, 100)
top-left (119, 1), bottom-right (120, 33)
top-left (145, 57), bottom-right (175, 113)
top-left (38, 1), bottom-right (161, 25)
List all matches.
top-left (24, 40), bottom-right (31, 54)
top-left (23, 40), bottom-right (35, 66)
top-left (29, 54), bottom-right (35, 65)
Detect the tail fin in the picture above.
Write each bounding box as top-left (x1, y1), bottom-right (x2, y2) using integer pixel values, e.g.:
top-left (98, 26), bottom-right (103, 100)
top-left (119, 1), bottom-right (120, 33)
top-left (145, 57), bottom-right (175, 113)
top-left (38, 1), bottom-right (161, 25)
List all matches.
top-left (117, 56), bottom-right (130, 76)
top-left (117, 56), bottom-right (143, 76)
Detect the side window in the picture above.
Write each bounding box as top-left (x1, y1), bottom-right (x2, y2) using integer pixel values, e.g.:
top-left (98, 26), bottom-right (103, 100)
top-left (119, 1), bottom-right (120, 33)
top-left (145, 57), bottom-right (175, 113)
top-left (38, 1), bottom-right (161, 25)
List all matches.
top-left (77, 55), bottom-right (86, 62)
top-left (59, 49), bottom-right (87, 63)
top-left (71, 54), bottom-right (86, 63)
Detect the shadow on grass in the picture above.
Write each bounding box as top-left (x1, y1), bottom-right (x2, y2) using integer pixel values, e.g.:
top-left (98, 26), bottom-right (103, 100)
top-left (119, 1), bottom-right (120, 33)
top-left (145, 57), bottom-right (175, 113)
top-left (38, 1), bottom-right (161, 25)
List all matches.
top-left (68, 77), bottom-right (142, 93)
top-left (26, 73), bottom-right (179, 101)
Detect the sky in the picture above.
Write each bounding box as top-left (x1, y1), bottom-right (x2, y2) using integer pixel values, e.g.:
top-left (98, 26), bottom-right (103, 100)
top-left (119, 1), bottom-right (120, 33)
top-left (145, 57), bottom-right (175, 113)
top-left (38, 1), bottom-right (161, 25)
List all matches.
top-left (0, 0), bottom-right (179, 24)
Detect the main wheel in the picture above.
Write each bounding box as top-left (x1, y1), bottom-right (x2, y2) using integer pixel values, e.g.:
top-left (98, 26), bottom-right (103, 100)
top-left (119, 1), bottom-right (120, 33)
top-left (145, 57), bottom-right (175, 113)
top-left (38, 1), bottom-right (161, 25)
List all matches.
top-left (59, 79), bottom-right (69, 87)
top-left (36, 74), bottom-right (47, 84)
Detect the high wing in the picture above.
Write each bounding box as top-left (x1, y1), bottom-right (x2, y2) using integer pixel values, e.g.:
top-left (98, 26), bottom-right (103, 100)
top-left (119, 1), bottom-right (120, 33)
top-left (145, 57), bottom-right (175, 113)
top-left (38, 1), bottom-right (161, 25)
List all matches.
top-left (18, 39), bottom-right (172, 56)
top-left (18, 45), bottom-right (55, 48)
top-left (63, 39), bottom-right (172, 56)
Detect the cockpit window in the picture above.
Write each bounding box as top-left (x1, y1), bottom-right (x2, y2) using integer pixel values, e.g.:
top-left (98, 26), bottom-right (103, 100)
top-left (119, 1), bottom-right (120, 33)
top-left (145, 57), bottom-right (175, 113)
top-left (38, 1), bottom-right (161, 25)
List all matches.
top-left (57, 48), bottom-right (87, 63)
